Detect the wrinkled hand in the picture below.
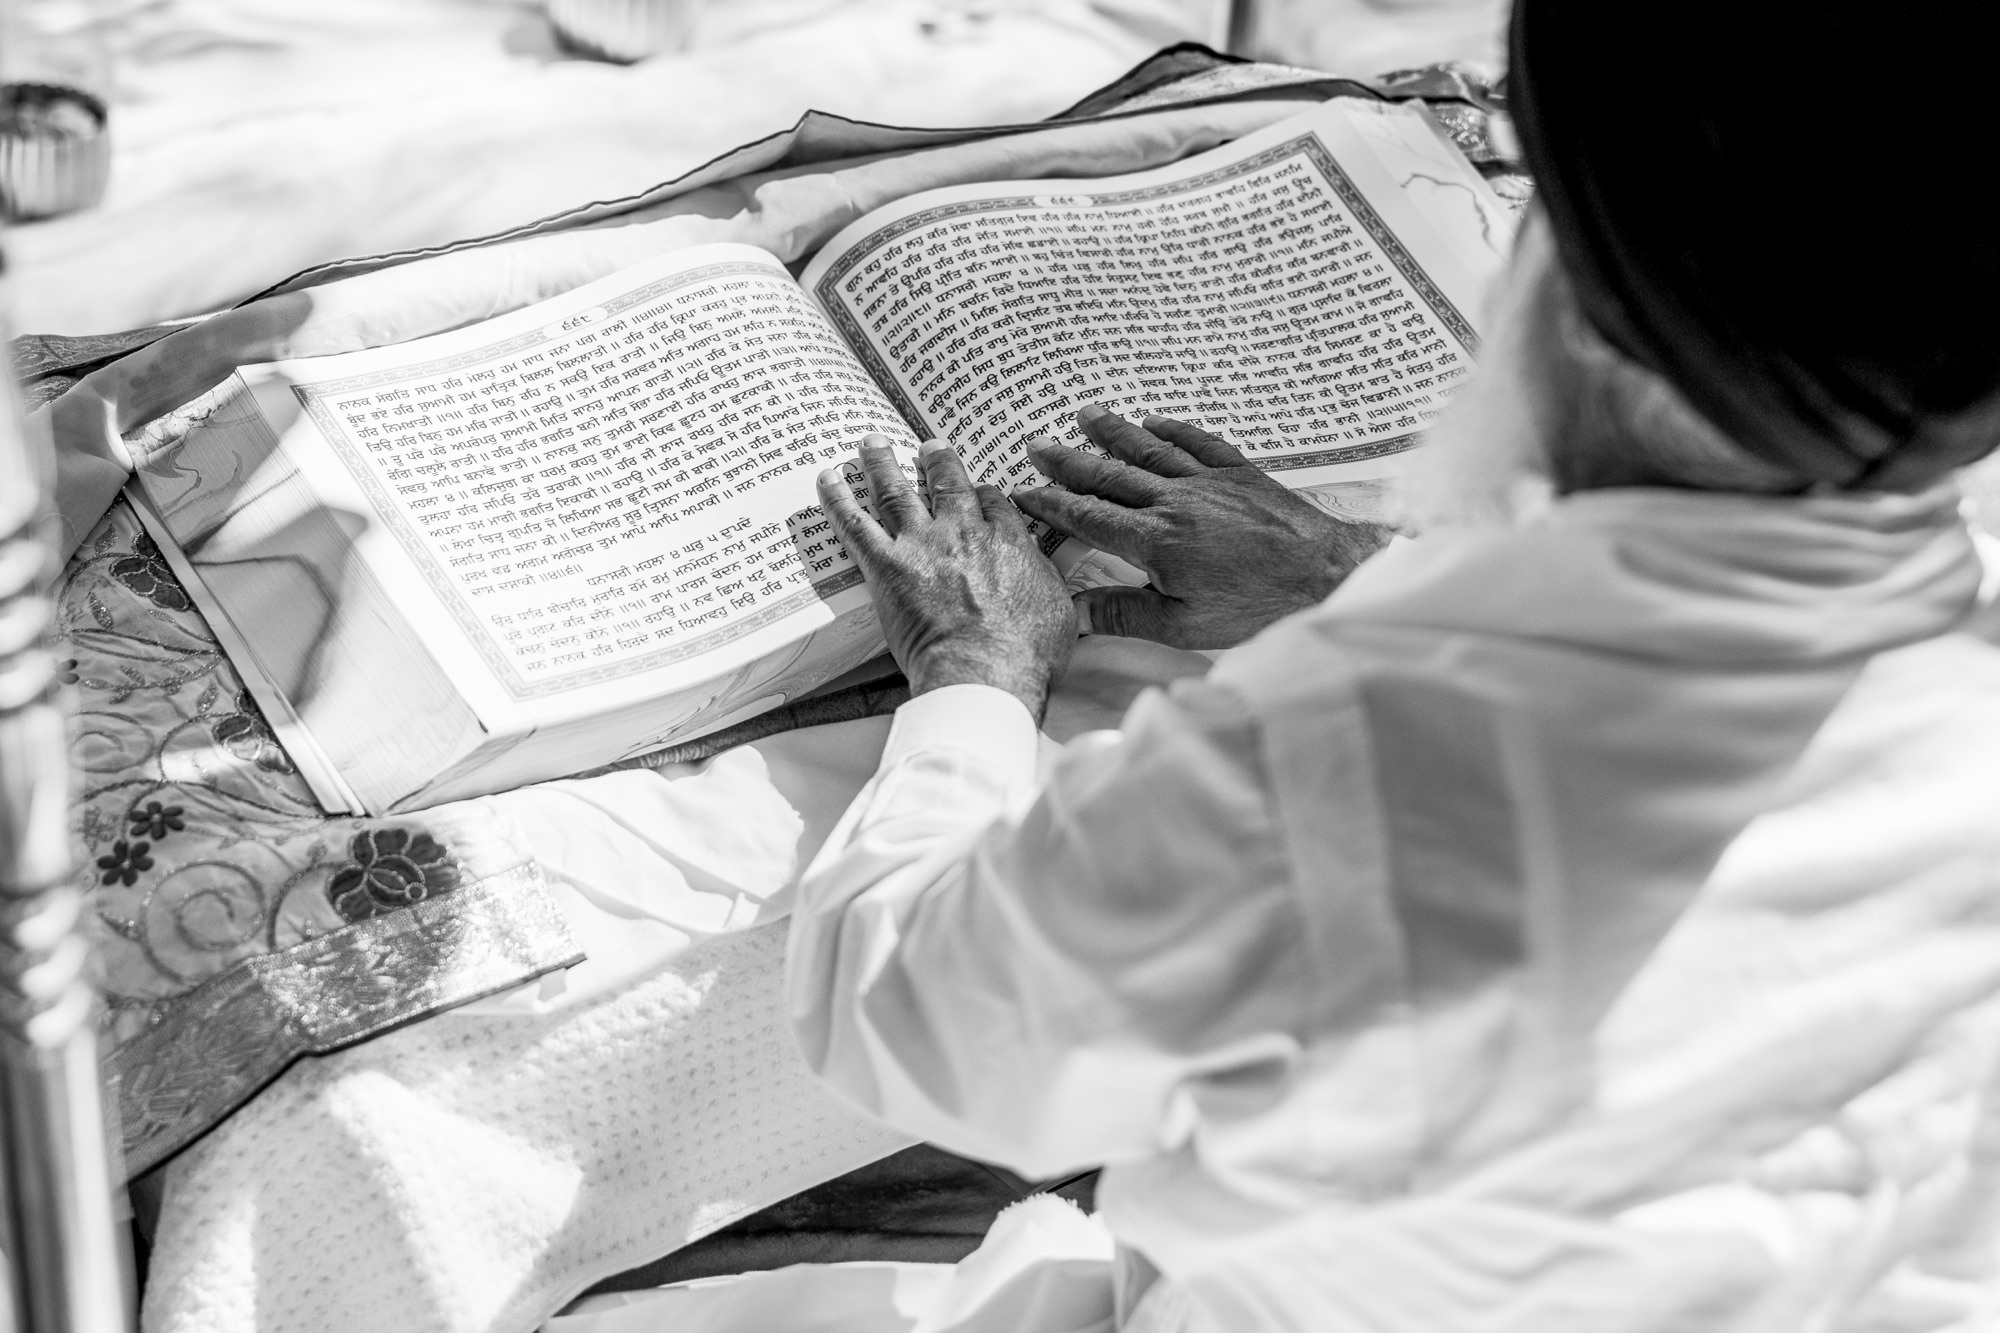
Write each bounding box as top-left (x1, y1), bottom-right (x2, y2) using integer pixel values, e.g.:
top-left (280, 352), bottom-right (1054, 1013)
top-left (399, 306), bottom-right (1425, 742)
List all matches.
top-left (1012, 406), bottom-right (1390, 649)
top-left (818, 435), bottom-right (1076, 719)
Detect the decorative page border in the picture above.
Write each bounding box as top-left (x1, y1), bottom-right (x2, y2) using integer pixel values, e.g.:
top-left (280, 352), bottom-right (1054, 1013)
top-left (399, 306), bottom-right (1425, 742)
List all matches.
top-left (814, 133), bottom-right (1475, 472)
top-left (1258, 430), bottom-right (1420, 473)
top-left (293, 261), bottom-right (858, 700)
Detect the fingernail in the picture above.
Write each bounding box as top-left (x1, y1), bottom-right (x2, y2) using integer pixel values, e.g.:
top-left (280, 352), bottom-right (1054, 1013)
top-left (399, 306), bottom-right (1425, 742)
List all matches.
top-left (1078, 403), bottom-right (1108, 423)
top-left (918, 438), bottom-right (950, 455)
top-left (1025, 436), bottom-right (1052, 454)
top-left (816, 468), bottom-right (839, 486)
top-left (860, 434), bottom-right (892, 452)
top-left (1072, 595), bottom-right (1094, 636)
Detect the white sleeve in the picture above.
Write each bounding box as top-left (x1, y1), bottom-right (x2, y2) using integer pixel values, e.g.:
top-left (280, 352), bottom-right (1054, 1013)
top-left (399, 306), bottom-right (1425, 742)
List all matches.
top-left (785, 677), bottom-right (1313, 1179)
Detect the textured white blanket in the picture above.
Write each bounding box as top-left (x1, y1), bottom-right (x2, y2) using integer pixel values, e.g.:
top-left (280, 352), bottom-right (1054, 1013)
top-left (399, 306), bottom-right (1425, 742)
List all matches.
top-left (138, 636), bottom-right (1189, 1333)
top-left (140, 720), bottom-right (915, 1333)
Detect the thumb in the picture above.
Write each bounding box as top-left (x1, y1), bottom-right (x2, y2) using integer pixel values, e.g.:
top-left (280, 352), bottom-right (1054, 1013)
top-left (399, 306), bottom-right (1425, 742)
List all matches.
top-left (1076, 586), bottom-right (1181, 644)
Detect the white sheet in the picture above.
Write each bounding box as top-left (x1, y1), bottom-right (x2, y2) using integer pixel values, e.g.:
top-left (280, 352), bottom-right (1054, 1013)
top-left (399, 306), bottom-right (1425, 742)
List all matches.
top-left (12, 0), bottom-right (1162, 335)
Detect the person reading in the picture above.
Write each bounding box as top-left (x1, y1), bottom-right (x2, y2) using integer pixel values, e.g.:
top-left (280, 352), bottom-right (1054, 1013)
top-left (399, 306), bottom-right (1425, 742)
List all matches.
top-left (785, 2), bottom-right (2000, 1328)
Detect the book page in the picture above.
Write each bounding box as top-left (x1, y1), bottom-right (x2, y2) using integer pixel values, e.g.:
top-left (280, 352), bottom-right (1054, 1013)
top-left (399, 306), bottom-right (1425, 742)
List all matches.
top-left (269, 243), bottom-right (917, 709)
top-left (801, 100), bottom-right (1510, 498)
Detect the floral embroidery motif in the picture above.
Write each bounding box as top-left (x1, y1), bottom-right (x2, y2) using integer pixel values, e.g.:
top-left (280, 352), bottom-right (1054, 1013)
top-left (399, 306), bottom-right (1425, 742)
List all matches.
top-left (47, 299), bottom-right (574, 1182)
top-left (109, 533), bottom-right (193, 612)
top-left (96, 840), bottom-right (154, 887)
top-left (128, 801), bottom-right (184, 840)
top-left (327, 828), bottom-right (463, 924)
top-left (212, 690), bottom-right (295, 775)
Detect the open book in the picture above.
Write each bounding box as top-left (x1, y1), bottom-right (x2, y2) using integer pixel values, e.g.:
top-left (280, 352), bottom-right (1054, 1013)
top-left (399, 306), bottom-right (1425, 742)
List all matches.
top-left (129, 100), bottom-right (1510, 814)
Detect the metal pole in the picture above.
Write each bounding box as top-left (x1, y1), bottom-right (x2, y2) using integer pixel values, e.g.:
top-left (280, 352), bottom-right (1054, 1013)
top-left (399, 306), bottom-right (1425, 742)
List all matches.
top-left (0, 122), bottom-right (131, 1333)
top-left (1222, 0), bottom-right (1257, 56)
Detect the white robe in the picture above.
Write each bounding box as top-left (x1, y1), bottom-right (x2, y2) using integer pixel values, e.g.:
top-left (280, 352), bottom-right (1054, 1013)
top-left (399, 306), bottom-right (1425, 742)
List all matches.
top-left (786, 481), bottom-right (2000, 1331)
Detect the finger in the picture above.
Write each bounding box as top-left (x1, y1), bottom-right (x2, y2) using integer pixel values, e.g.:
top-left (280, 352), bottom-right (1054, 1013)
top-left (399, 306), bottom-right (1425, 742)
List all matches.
top-left (1025, 437), bottom-right (1162, 507)
top-left (858, 435), bottom-right (925, 537)
top-left (1012, 485), bottom-right (1154, 564)
top-left (816, 468), bottom-right (890, 564)
top-left (1077, 403), bottom-right (1204, 478)
top-left (975, 483), bottom-right (1024, 531)
top-left (1076, 586), bottom-right (1181, 644)
top-left (1139, 415), bottom-right (1252, 469)
top-left (917, 439), bottom-right (979, 519)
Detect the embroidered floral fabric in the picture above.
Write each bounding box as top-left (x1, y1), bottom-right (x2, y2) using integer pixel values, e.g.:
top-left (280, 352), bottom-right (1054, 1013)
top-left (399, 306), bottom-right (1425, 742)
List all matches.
top-left (57, 502), bottom-right (581, 1178)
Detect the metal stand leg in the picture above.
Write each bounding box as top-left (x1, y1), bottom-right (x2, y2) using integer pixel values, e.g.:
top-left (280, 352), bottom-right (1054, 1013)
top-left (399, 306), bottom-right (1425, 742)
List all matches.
top-left (1223, 0), bottom-right (1258, 55)
top-left (0, 251), bottom-right (130, 1332)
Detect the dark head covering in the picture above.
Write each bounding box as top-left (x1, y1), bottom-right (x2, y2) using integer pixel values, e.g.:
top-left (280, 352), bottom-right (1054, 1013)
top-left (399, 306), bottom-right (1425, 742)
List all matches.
top-left (1509, 1), bottom-right (2000, 489)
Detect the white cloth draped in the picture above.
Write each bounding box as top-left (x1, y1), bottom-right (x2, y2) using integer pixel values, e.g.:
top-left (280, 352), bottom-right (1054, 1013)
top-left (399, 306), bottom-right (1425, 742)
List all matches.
top-left (13, 0), bottom-right (1165, 336)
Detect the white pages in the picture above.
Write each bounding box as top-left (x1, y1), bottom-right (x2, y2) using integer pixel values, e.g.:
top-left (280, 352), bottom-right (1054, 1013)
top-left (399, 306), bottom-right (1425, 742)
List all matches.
top-left (133, 245), bottom-right (918, 813)
top-left (803, 97), bottom-right (1511, 528)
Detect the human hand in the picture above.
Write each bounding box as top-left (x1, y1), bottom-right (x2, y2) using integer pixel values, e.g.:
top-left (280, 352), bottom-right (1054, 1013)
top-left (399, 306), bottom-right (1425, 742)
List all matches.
top-left (818, 435), bottom-right (1076, 719)
top-left (1011, 406), bottom-right (1390, 649)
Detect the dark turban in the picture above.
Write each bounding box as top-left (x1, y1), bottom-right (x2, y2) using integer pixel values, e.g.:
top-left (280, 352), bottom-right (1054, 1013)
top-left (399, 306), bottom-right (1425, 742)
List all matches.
top-left (1508, 1), bottom-right (2000, 489)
